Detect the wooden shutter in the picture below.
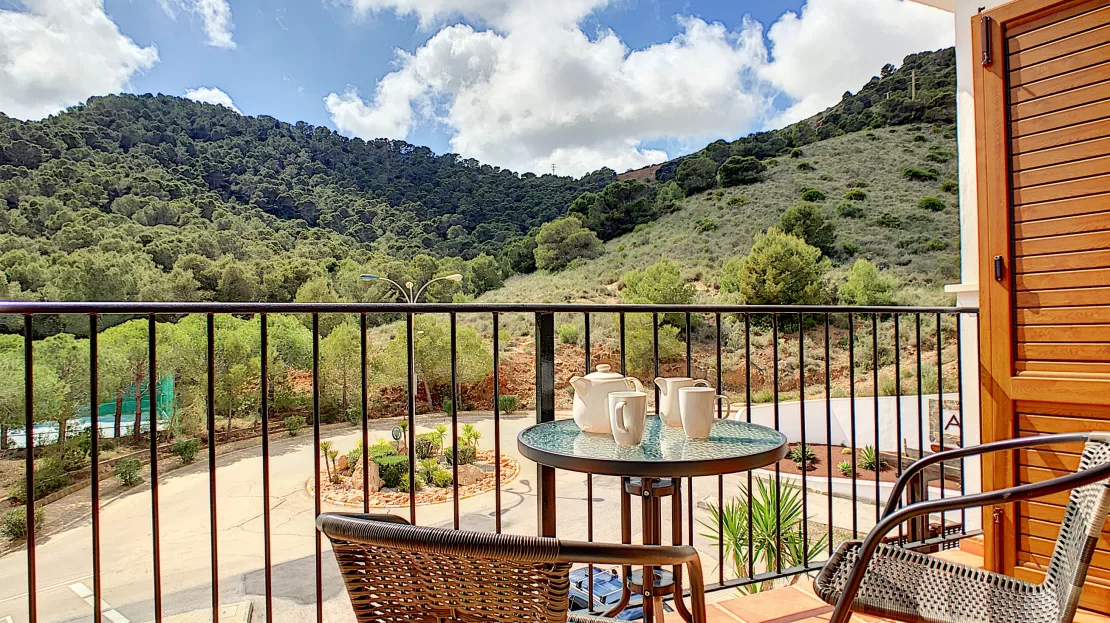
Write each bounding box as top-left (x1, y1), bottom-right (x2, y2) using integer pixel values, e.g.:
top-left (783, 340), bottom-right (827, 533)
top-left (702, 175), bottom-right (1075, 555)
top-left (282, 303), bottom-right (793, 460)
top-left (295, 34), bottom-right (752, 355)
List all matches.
top-left (976, 0), bottom-right (1110, 612)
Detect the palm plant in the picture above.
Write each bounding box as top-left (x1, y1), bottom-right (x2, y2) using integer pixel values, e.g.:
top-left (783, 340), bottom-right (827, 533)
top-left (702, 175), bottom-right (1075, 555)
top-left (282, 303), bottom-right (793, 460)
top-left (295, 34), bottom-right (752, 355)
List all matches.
top-left (461, 424), bottom-right (482, 451)
top-left (320, 440), bottom-right (334, 480)
top-left (434, 424), bottom-right (448, 452)
top-left (700, 479), bottom-right (827, 594)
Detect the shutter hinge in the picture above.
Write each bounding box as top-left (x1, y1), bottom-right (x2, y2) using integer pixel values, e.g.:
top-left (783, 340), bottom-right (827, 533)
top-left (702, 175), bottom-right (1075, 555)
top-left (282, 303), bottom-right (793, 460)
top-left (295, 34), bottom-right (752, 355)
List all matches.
top-left (981, 15), bottom-right (993, 66)
top-left (992, 506), bottom-right (1004, 523)
top-left (994, 256), bottom-right (1005, 281)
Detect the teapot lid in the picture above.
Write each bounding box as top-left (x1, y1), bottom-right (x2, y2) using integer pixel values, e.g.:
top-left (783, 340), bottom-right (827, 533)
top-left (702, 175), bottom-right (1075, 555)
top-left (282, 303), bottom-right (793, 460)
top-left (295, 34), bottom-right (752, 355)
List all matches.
top-left (583, 364), bottom-right (626, 380)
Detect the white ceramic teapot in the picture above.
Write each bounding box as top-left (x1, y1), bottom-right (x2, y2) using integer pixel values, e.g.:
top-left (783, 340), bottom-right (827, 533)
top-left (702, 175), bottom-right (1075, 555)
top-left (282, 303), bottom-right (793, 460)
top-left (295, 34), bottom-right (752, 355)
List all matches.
top-left (569, 364), bottom-right (644, 433)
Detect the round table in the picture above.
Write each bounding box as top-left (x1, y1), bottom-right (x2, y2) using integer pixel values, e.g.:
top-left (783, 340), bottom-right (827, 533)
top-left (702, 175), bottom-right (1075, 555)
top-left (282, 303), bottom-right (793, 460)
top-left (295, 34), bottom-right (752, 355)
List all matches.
top-left (518, 417), bottom-right (788, 622)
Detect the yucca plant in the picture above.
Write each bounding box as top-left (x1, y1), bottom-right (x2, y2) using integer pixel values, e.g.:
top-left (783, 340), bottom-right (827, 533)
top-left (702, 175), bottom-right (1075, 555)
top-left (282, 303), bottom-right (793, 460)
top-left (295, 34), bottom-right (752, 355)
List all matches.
top-left (434, 424), bottom-right (449, 452)
top-left (859, 445), bottom-right (887, 472)
top-left (700, 479), bottom-right (827, 593)
top-left (788, 443), bottom-right (817, 470)
top-left (461, 423), bottom-right (482, 451)
top-left (838, 460), bottom-right (854, 477)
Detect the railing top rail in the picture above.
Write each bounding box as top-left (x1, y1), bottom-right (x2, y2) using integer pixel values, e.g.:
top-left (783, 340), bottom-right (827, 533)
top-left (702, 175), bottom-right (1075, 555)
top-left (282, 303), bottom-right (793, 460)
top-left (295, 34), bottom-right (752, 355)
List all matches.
top-left (0, 301), bottom-right (979, 315)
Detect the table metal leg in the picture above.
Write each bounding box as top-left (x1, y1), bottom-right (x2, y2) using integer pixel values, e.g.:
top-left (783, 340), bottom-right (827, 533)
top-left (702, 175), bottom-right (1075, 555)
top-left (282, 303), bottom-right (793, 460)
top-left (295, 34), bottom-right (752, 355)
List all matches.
top-left (673, 478), bottom-right (693, 622)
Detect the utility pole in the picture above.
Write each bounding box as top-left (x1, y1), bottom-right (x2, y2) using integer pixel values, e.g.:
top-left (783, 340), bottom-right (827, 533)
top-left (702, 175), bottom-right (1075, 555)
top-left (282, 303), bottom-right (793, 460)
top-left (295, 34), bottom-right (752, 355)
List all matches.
top-left (551, 163), bottom-right (556, 176)
top-left (911, 69), bottom-right (917, 100)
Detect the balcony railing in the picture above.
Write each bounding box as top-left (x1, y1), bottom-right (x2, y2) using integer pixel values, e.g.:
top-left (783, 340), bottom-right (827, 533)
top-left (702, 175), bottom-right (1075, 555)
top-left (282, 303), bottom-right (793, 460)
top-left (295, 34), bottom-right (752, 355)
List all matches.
top-left (0, 301), bottom-right (978, 623)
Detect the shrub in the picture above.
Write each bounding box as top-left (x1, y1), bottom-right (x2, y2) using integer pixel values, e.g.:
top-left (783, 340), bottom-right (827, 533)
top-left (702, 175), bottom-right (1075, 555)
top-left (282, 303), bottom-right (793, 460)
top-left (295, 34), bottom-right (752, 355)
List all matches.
top-left (839, 259), bottom-right (896, 306)
top-left (789, 148), bottom-right (803, 158)
top-left (444, 444), bottom-right (477, 466)
top-left (763, 157), bottom-right (778, 167)
top-left (7, 466), bottom-right (69, 503)
top-left (557, 323), bottom-right (579, 345)
top-left (284, 416), bottom-right (305, 437)
top-left (727, 195), bottom-right (749, 207)
top-left (398, 473), bottom-right (424, 493)
top-left (415, 434), bottom-right (438, 460)
top-left (913, 134), bottom-right (927, 142)
top-left (498, 395), bottom-right (519, 414)
top-left (442, 398), bottom-right (454, 413)
top-left (115, 458), bottom-right (143, 487)
top-left (717, 156), bottom-right (766, 187)
top-left (875, 212), bottom-right (902, 229)
top-left (676, 156), bottom-right (719, 195)
top-left (796, 161), bottom-right (816, 172)
top-left (800, 188), bottom-right (826, 202)
top-left (859, 445), bottom-right (887, 472)
top-left (1, 507), bottom-right (44, 540)
top-left (841, 446), bottom-right (853, 455)
top-left (779, 203), bottom-right (836, 256)
top-left (925, 151), bottom-right (951, 163)
top-left (170, 438), bottom-right (201, 465)
top-left (835, 202), bottom-right (862, 218)
top-left (838, 461), bottom-right (854, 477)
top-left (694, 217), bottom-right (718, 232)
top-left (432, 470), bottom-right (453, 488)
top-left (840, 242), bottom-right (860, 256)
top-left (941, 180), bottom-right (958, 194)
top-left (843, 189), bottom-right (867, 201)
top-left (51, 443), bottom-right (87, 472)
top-left (846, 180), bottom-right (869, 188)
top-left (720, 228), bottom-right (827, 305)
top-left (789, 443), bottom-right (817, 469)
top-left (918, 196), bottom-right (947, 212)
top-left (367, 443), bottom-right (398, 460)
top-left (375, 455), bottom-right (409, 488)
top-left (345, 408), bottom-right (360, 426)
top-left (533, 215), bottom-right (604, 272)
top-left (925, 238), bottom-right (948, 251)
top-left (903, 167), bottom-right (938, 182)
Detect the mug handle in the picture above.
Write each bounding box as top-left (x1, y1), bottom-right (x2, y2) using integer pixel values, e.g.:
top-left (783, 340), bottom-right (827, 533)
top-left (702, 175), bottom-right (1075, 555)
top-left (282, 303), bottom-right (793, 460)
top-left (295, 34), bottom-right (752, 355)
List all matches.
top-left (613, 401), bottom-right (629, 434)
top-left (693, 379), bottom-right (711, 387)
top-left (714, 395), bottom-right (732, 422)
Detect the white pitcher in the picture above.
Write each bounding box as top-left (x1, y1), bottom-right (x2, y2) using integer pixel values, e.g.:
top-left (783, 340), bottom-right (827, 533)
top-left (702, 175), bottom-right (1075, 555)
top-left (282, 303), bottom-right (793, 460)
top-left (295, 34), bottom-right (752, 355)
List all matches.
top-left (654, 377), bottom-right (710, 427)
top-left (609, 391), bottom-right (648, 447)
top-left (678, 386), bottom-right (731, 439)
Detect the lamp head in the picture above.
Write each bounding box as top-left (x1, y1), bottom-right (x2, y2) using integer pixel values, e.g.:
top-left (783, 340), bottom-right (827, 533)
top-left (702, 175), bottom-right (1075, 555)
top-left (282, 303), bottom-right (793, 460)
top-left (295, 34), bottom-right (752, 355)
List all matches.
top-left (446, 273), bottom-right (463, 282)
top-left (405, 281), bottom-right (414, 290)
top-left (359, 274), bottom-right (380, 281)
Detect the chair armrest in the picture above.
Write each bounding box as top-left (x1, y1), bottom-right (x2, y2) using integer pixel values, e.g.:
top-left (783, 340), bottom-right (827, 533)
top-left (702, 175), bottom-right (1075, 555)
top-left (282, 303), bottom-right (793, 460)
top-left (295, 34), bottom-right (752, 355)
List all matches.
top-left (882, 432), bottom-right (1091, 519)
top-left (830, 458), bottom-right (1110, 623)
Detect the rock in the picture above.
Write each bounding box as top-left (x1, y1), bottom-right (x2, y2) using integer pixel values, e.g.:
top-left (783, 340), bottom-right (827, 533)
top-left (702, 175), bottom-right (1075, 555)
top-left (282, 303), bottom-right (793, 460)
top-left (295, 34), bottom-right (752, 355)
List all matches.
top-left (456, 464), bottom-right (490, 487)
top-left (351, 458), bottom-right (384, 493)
top-left (336, 454), bottom-right (349, 472)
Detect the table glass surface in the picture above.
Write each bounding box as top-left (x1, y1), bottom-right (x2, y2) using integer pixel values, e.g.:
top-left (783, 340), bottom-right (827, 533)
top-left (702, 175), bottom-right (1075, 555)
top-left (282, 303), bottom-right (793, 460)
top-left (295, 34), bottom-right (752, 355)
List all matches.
top-left (518, 417), bottom-right (786, 476)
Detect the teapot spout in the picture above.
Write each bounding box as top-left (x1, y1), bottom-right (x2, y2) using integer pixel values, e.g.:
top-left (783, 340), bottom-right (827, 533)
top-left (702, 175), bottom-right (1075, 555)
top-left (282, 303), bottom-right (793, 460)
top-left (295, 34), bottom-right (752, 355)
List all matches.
top-left (569, 375), bottom-right (589, 395)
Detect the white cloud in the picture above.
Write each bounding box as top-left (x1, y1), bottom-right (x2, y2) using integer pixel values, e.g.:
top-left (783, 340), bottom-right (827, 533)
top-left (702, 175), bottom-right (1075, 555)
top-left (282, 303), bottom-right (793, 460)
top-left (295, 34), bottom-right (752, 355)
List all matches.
top-left (327, 0), bottom-right (955, 175)
top-left (762, 0), bottom-right (954, 125)
top-left (185, 87), bottom-right (241, 113)
top-left (0, 0), bottom-right (158, 121)
top-left (159, 0), bottom-right (235, 49)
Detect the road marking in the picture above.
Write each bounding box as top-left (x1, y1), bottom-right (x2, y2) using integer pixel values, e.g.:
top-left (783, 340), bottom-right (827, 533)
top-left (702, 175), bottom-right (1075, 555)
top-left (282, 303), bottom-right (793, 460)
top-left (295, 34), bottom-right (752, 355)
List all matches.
top-left (68, 583), bottom-right (129, 623)
top-left (0, 574), bottom-right (94, 604)
top-left (2, 615), bottom-right (14, 623)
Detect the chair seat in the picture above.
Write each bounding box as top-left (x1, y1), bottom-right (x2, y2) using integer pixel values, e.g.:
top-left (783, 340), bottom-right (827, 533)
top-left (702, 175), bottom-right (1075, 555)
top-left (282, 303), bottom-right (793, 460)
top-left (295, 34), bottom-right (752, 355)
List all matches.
top-left (814, 541), bottom-right (1059, 623)
top-left (568, 614), bottom-right (622, 622)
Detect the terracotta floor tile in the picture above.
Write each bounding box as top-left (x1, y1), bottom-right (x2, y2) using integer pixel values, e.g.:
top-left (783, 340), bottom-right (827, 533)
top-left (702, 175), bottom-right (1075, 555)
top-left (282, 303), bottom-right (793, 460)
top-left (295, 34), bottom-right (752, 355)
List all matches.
top-left (705, 603), bottom-right (746, 623)
top-left (715, 586), bottom-right (831, 623)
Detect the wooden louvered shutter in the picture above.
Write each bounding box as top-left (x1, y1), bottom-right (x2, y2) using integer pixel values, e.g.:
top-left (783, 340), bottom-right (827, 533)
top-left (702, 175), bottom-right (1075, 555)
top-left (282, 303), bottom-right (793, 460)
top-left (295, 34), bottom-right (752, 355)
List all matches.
top-left (975, 0), bottom-right (1110, 611)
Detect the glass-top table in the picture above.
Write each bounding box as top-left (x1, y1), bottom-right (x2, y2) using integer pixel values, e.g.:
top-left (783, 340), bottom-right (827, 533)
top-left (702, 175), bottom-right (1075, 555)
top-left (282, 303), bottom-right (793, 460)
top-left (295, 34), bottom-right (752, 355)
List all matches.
top-left (517, 416), bottom-right (787, 622)
top-left (517, 417), bottom-right (787, 478)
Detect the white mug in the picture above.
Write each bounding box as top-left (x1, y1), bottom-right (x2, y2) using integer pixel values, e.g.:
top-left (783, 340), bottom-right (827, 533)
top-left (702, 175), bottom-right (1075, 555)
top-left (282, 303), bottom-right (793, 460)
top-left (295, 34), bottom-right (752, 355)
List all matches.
top-left (654, 377), bottom-right (710, 428)
top-left (678, 386), bottom-right (731, 439)
top-left (609, 391), bottom-right (648, 447)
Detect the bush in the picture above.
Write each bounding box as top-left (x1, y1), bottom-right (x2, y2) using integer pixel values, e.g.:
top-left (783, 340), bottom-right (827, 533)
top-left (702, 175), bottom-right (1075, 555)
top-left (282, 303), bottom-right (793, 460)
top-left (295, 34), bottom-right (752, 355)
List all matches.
top-left (913, 134), bottom-right (927, 142)
top-left (533, 215), bottom-right (604, 272)
top-left (115, 458), bottom-right (143, 487)
top-left (836, 202), bottom-right (862, 218)
top-left (676, 156), bottom-right (719, 195)
top-left (789, 148), bottom-right (803, 158)
top-left (846, 180), bottom-right (869, 188)
top-left (925, 238), bottom-right (948, 251)
top-left (432, 470), bottom-right (453, 488)
top-left (170, 438), bottom-right (201, 465)
top-left (875, 212), bottom-right (902, 229)
top-left (375, 455), bottom-right (409, 488)
top-left (720, 228), bottom-right (827, 305)
top-left (925, 151), bottom-right (951, 163)
top-left (843, 189), bottom-right (867, 201)
top-left (284, 416), bottom-right (305, 436)
top-left (498, 395), bottom-right (519, 414)
top-left (796, 161), bottom-right (816, 172)
top-left (398, 473), bottom-right (424, 493)
top-left (694, 217), bottom-right (718, 232)
top-left (558, 323), bottom-right (579, 345)
top-left (1, 507), bottom-right (44, 540)
top-left (941, 180), bottom-right (958, 194)
top-left (51, 443), bottom-right (88, 472)
top-left (839, 259), bottom-right (896, 306)
top-left (442, 398), bottom-right (454, 413)
top-left (727, 195), bottom-right (749, 207)
top-left (800, 188), bottom-right (826, 202)
top-left (840, 242), bottom-right (860, 256)
top-left (838, 461), bottom-right (854, 477)
top-left (789, 443), bottom-right (817, 469)
top-left (415, 434), bottom-right (438, 460)
top-left (717, 156), bottom-right (766, 187)
top-left (903, 167), bottom-right (938, 182)
top-left (779, 203), bottom-right (836, 256)
top-left (918, 196), bottom-right (947, 212)
top-left (367, 443), bottom-right (398, 460)
top-left (860, 445), bottom-right (887, 472)
top-left (444, 444), bottom-right (477, 466)
top-left (345, 408), bottom-right (360, 426)
top-left (7, 466), bottom-right (69, 503)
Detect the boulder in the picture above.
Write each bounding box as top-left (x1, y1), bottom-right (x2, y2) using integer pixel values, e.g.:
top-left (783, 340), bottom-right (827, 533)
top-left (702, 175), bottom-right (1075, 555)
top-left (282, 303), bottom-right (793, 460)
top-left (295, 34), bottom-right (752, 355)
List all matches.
top-left (456, 464), bottom-right (490, 487)
top-left (336, 454), bottom-right (349, 472)
top-left (351, 458), bottom-right (384, 493)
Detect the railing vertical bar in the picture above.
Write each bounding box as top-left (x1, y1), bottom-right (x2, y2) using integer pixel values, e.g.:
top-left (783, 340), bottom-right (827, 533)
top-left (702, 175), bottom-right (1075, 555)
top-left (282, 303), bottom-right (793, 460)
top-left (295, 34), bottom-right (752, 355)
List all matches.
top-left (718, 471), bottom-right (724, 585)
top-left (799, 312), bottom-right (808, 566)
top-left (260, 314), bottom-right (273, 623)
top-left (653, 313), bottom-right (660, 410)
top-left (619, 312), bottom-right (627, 375)
top-left (312, 313), bottom-right (323, 623)
top-left (584, 312), bottom-right (591, 371)
top-left (687, 312), bottom-right (693, 377)
top-left (23, 314), bottom-right (35, 623)
top-left (148, 314), bottom-right (162, 623)
top-left (493, 312), bottom-right (503, 534)
top-left (450, 313), bottom-right (460, 530)
top-left (872, 314), bottom-right (880, 526)
top-left (535, 313), bottom-right (557, 537)
top-left (206, 314), bottom-right (218, 620)
top-left (745, 312), bottom-right (754, 579)
top-left (914, 313), bottom-right (925, 543)
top-left (936, 312), bottom-right (946, 532)
top-left (715, 313), bottom-right (722, 412)
top-left (848, 312), bottom-right (857, 538)
top-left (824, 313), bottom-right (833, 556)
top-left (895, 315), bottom-right (904, 542)
top-left (89, 314), bottom-right (102, 623)
top-left (956, 315), bottom-right (966, 534)
top-left (361, 312), bottom-right (370, 514)
top-left (406, 312), bottom-right (417, 525)
top-left (584, 311), bottom-right (594, 604)
top-left (772, 313), bottom-right (782, 574)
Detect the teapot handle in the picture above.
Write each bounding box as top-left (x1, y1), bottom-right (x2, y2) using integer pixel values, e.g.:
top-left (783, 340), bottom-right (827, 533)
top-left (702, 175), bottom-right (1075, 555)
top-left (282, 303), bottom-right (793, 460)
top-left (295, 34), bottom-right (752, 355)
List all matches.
top-left (626, 377), bottom-right (644, 393)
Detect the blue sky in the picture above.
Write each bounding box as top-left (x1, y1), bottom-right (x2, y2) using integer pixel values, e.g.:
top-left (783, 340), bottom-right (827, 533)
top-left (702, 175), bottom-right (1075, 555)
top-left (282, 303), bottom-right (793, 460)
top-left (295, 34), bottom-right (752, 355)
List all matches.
top-left (0, 0), bottom-right (955, 175)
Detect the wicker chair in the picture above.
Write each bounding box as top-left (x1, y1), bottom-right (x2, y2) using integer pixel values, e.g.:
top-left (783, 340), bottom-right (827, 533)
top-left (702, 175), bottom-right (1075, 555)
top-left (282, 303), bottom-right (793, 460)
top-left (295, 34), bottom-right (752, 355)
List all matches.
top-left (317, 512), bottom-right (706, 623)
top-left (814, 432), bottom-right (1110, 623)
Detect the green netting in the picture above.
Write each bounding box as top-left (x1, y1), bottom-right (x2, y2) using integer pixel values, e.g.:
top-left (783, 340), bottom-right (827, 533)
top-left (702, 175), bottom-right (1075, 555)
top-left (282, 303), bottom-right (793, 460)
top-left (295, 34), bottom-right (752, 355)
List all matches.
top-left (77, 375), bottom-right (175, 419)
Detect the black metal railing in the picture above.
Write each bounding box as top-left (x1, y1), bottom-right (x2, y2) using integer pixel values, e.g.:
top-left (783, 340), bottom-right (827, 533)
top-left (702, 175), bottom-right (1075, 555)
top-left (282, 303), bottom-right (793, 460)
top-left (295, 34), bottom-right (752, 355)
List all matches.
top-left (0, 301), bottom-right (978, 623)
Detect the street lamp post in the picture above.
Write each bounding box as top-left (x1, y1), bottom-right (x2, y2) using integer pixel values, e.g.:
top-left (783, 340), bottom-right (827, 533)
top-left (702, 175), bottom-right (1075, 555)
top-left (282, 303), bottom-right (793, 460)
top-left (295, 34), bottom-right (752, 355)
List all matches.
top-left (358, 273), bottom-right (463, 411)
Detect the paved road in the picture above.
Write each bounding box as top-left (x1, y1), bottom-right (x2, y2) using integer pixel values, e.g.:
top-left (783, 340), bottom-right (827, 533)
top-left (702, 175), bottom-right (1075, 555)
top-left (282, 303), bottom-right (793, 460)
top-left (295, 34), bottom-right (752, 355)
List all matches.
top-left (0, 413), bottom-right (876, 623)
